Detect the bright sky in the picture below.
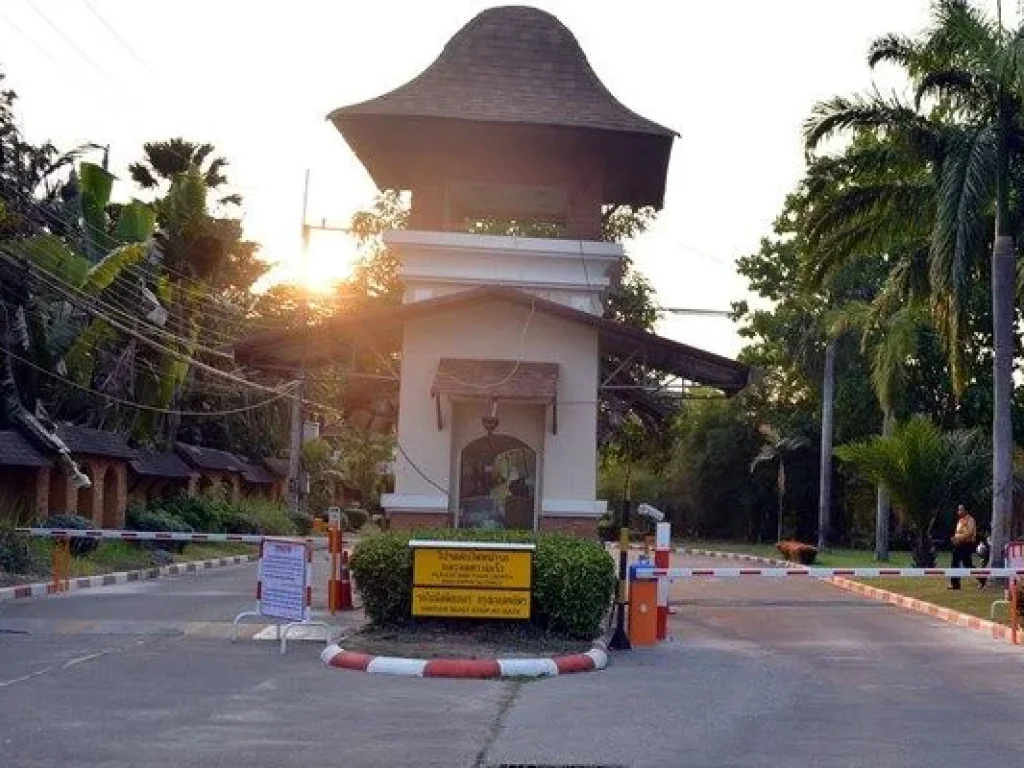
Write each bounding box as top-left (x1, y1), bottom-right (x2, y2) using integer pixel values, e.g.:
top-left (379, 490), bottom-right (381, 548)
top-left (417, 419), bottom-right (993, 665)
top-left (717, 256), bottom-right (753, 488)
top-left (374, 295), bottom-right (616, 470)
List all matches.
top-left (1, 0), bottom-right (1012, 357)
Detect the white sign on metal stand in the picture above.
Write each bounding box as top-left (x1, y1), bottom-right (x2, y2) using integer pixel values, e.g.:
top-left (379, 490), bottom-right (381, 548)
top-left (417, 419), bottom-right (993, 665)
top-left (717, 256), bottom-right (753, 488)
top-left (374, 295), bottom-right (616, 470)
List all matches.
top-left (327, 507), bottom-right (342, 529)
top-left (260, 538), bottom-right (309, 622)
top-left (232, 538), bottom-right (333, 653)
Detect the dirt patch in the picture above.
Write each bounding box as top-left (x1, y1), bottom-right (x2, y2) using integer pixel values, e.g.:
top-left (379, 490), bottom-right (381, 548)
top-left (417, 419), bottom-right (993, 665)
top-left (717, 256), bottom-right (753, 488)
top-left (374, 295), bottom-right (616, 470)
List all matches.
top-left (341, 621), bottom-right (595, 659)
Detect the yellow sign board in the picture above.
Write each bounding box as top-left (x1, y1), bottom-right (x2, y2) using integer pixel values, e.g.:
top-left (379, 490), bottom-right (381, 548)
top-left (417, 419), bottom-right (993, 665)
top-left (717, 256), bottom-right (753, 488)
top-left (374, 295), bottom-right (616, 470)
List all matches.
top-left (412, 587), bottom-right (531, 620)
top-left (410, 542), bottom-right (533, 620)
top-left (413, 547), bottom-right (532, 590)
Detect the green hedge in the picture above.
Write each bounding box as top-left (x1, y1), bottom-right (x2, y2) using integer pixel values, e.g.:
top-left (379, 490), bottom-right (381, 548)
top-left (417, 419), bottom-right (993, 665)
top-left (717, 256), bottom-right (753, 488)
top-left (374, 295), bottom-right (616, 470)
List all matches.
top-left (141, 496), bottom-right (295, 536)
top-left (126, 505), bottom-right (193, 552)
top-left (349, 529), bottom-right (615, 640)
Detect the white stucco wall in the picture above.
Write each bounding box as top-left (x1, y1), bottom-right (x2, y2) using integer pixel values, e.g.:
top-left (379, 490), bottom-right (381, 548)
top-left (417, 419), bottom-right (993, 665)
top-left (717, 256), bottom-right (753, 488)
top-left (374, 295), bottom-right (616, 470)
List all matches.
top-left (382, 297), bottom-right (603, 521)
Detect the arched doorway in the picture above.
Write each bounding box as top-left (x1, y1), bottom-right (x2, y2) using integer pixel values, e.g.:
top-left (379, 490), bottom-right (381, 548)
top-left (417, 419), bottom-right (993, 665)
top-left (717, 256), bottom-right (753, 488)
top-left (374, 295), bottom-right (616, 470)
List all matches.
top-left (76, 462), bottom-right (95, 523)
top-left (459, 435), bottom-right (536, 530)
top-left (101, 466), bottom-right (120, 528)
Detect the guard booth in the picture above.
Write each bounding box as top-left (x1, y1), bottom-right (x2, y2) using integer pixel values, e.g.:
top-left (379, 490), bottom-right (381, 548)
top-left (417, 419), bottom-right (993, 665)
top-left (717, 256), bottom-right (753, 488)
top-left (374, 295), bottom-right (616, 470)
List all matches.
top-left (233, 6), bottom-right (751, 535)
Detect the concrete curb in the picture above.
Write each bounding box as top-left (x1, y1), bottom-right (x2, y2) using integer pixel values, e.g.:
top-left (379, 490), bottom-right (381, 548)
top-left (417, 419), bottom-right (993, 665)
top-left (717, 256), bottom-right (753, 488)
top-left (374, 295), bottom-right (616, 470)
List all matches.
top-left (673, 546), bottom-right (1021, 647)
top-left (320, 638), bottom-right (609, 679)
top-left (0, 554), bottom-right (258, 603)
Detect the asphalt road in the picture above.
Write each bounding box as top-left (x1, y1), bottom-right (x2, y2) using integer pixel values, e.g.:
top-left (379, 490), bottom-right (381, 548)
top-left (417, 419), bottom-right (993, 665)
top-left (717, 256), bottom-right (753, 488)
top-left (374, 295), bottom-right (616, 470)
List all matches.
top-left (1, 553), bottom-right (1023, 768)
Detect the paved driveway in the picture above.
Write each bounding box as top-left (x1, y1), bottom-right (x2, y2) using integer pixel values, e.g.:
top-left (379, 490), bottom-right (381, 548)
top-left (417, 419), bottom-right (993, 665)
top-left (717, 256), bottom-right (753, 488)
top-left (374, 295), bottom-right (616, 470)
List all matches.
top-left (2, 553), bottom-right (1023, 767)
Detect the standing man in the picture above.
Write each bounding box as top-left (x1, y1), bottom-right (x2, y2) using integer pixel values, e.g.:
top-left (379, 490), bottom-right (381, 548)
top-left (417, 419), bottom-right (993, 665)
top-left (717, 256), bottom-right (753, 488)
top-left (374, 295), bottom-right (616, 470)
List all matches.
top-left (949, 504), bottom-right (977, 590)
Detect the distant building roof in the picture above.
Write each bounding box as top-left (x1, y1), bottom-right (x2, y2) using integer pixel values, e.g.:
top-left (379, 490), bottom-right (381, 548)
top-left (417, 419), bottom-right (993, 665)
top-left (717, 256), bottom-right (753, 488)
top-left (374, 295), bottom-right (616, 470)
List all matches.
top-left (56, 424), bottom-right (137, 460)
top-left (174, 443), bottom-right (245, 473)
top-left (130, 451), bottom-right (195, 479)
top-left (0, 430), bottom-right (53, 468)
top-left (237, 459), bottom-right (276, 485)
top-left (263, 457), bottom-right (290, 479)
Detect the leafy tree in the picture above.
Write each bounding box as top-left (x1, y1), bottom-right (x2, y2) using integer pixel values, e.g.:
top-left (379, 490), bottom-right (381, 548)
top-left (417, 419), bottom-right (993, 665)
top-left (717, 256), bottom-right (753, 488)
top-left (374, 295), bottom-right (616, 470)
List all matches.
top-left (836, 415), bottom-right (989, 566)
top-left (806, 0), bottom-right (1022, 564)
top-left (664, 397), bottom-right (771, 540)
top-left (129, 138), bottom-right (241, 207)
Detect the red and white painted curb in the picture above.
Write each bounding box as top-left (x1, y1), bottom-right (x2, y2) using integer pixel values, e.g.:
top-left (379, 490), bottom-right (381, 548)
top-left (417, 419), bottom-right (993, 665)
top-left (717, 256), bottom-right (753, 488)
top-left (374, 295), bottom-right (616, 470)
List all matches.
top-left (321, 638), bottom-right (609, 678)
top-left (0, 554), bottom-right (258, 603)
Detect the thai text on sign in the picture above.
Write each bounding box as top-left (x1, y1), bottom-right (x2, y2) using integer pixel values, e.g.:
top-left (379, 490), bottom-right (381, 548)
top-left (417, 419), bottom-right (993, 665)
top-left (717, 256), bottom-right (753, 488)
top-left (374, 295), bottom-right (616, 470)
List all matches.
top-left (259, 538), bottom-right (310, 622)
top-left (409, 540), bottom-right (534, 620)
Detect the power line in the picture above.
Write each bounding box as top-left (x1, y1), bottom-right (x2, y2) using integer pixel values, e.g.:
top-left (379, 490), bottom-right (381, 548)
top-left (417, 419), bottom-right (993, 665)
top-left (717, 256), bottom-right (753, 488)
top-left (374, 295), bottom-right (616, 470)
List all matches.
top-left (7, 346), bottom-right (296, 417)
top-left (0, 7), bottom-right (91, 87)
top-left (6, 186), bottom-right (267, 335)
top-left (23, 0), bottom-right (111, 80)
top-left (0, 247), bottom-right (294, 400)
top-left (80, 0), bottom-right (157, 76)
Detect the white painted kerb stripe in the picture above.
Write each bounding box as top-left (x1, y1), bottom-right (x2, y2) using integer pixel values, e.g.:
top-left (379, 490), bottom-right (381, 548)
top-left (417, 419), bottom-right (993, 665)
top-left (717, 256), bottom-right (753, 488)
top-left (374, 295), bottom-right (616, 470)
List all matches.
top-left (366, 657), bottom-right (428, 676)
top-left (497, 658), bottom-right (558, 677)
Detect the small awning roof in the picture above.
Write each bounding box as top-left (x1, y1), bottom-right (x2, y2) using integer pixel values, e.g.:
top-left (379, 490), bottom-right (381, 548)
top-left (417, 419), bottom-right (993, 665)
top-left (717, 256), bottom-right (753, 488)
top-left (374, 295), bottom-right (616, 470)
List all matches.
top-left (234, 286), bottom-right (751, 397)
top-left (432, 359), bottom-right (559, 401)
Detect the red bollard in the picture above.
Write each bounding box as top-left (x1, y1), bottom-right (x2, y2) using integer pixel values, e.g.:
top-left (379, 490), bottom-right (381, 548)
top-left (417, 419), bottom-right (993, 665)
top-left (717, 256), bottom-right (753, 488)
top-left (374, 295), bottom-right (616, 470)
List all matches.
top-left (655, 522), bottom-right (671, 640)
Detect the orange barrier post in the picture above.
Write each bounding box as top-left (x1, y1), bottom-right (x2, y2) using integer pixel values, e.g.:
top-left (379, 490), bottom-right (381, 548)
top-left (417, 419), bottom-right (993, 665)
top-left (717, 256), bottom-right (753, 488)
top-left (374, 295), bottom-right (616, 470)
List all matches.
top-left (51, 536), bottom-right (70, 593)
top-left (628, 561), bottom-right (658, 647)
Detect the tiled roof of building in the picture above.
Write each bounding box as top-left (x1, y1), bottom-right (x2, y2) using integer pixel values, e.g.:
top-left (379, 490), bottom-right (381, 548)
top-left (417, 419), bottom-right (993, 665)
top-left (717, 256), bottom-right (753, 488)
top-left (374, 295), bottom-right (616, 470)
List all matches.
top-left (56, 424), bottom-right (137, 460)
top-left (130, 451), bottom-right (195, 479)
top-left (0, 430), bottom-right (53, 468)
top-left (330, 6), bottom-right (674, 137)
top-left (262, 457), bottom-right (290, 479)
top-left (237, 459), bottom-right (276, 485)
top-left (174, 442), bottom-right (245, 473)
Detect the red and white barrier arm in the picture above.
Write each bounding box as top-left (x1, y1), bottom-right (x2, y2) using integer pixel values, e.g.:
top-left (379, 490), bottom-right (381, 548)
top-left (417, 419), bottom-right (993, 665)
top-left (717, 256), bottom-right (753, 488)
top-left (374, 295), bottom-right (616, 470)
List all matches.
top-left (635, 566), bottom-right (1024, 580)
top-left (16, 528), bottom-right (328, 546)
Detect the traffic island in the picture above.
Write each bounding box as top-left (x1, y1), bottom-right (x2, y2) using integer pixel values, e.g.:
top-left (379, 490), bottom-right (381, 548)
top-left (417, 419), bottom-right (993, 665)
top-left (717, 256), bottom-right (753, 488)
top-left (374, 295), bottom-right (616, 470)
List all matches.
top-left (321, 635), bottom-right (609, 679)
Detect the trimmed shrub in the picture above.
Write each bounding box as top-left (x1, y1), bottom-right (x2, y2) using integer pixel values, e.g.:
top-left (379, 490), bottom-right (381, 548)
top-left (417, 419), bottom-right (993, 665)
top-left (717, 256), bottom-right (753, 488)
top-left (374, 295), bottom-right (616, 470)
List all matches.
top-left (156, 496), bottom-right (228, 532)
top-left (341, 507), bottom-right (369, 533)
top-left (776, 540), bottom-right (818, 565)
top-left (42, 514), bottom-right (99, 556)
top-left (126, 505), bottom-right (193, 553)
top-left (232, 498), bottom-right (296, 536)
top-left (350, 529), bottom-right (616, 640)
top-left (0, 527), bottom-right (36, 574)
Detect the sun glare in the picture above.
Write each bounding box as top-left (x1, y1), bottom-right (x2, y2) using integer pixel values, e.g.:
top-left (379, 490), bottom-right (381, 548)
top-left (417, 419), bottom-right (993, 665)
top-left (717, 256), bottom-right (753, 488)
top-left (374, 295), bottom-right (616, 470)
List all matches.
top-left (291, 229), bottom-right (360, 293)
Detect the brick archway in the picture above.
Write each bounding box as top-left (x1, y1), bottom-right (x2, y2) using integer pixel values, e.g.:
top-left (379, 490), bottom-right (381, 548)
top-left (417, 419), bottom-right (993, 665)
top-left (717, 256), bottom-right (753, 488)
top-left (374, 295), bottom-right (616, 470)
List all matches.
top-left (76, 462), bottom-right (96, 523)
top-left (101, 465), bottom-right (121, 528)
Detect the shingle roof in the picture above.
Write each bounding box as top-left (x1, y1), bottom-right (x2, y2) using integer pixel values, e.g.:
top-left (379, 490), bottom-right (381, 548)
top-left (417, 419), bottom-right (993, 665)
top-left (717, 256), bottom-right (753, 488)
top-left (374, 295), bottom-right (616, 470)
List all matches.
top-left (262, 457), bottom-right (290, 479)
top-left (0, 430), bottom-right (53, 468)
top-left (130, 451), bottom-right (195, 479)
top-left (433, 359), bottom-right (559, 401)
top-left (237, 459), bottom-right (276, 485)
top-left (234, 286), bottom-right (752, 396)
top-left (56, 424), bottom-right (137, 460)
top-left (174, 443), bottom-right (245, 473)
top-left (330, 6), bottom-right (675, 137)
top-left (329, 6), bottom-right (675, 207)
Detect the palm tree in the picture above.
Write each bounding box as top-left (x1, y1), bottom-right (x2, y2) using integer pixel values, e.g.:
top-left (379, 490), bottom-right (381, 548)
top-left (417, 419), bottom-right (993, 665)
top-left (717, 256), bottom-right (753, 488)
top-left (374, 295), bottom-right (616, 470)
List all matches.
top-left (129, 138), bottom-right (241, 207)
top-left (751, 435), bottom-right (810, 543)
top-left (836, 416), bottom-right (989, 567)
top-left (806, 0), bottom-right (1019, 566)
